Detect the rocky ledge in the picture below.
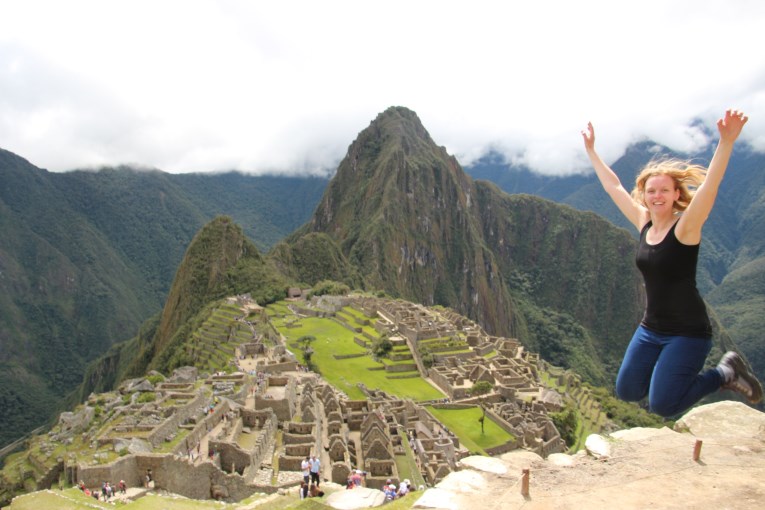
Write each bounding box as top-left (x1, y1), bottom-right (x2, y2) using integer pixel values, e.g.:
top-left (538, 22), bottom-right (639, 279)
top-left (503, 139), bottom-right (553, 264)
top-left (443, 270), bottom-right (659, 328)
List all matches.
top-left (408, 401), bottom-right (764, 510)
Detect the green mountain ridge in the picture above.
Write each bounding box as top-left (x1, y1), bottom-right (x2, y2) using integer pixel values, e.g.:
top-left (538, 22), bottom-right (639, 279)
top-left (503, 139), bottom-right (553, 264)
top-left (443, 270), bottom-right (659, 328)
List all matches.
top-left (0, 149), bottom-right (326, 447)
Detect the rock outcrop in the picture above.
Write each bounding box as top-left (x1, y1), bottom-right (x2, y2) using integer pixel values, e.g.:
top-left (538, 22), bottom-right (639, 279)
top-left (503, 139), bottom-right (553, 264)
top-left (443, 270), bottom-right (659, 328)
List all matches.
top-left (413, 401), bottom-right (765, 510)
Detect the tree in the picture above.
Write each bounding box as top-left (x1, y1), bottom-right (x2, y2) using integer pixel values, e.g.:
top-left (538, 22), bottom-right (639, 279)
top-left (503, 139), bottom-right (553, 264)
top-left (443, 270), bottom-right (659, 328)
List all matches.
top-left (297, 335), bottom-right (316, 370)
top-left (372, 335), bottom-right (393, 359)
top-left (469, 381), bottom-right (494, 435)
top-left (550, 406), bottom-right (579, 448)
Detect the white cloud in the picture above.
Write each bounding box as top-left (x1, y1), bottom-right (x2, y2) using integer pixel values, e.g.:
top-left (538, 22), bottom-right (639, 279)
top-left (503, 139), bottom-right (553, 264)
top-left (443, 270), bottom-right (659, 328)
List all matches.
top-left (1, 0), bottom-right (764, 175)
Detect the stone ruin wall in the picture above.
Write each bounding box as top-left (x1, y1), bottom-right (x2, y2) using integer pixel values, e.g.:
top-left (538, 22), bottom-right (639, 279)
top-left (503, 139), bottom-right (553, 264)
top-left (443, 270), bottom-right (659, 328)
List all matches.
top-left (171, 398), bottom-right (232, 457)
top-left (75, 453), bottom-right (266, 501)
top-left (146, 392), bottom-right (210, 449)
top-left (279, 422), bottom-right (317, 471)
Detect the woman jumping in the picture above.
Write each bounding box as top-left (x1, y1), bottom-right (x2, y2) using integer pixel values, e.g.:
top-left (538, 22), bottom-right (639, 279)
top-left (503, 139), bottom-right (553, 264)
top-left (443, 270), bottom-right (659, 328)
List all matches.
top-left (582, 108), bottom-right (763, 417)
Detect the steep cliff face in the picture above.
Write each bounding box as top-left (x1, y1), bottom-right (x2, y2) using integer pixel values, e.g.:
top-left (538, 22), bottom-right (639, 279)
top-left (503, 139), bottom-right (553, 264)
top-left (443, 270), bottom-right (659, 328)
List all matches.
top-left (474, 184), bottom-right (645, 377)
top-left (307, 106), bottom-right (518, 336)
top-left (118, 216), bottom-right (276, 378)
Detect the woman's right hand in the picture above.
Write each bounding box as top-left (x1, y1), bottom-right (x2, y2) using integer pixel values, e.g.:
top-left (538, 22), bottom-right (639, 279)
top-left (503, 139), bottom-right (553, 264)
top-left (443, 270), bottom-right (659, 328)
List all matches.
top-left (581, 121), bottom-right (596, 152)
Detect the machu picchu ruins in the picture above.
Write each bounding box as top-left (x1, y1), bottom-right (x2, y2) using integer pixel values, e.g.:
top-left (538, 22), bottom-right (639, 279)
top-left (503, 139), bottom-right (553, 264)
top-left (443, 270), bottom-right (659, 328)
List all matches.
top-left (1, 293), bottom-right (612, 506)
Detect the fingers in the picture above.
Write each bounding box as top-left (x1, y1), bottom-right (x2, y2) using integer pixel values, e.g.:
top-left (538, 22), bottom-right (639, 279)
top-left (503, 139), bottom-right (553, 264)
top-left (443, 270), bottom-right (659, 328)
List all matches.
top-left (723, 108), bottom-right (748, 125)
top-left (581, 121), bottom-right (595, 144)
top-left (718, 109), bottom-right (748, 141)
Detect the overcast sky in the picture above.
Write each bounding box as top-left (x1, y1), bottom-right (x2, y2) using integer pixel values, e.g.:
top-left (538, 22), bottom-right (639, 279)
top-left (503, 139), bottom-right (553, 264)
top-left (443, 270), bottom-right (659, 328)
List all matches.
top-left (2, 0), bottom-right (764, 176)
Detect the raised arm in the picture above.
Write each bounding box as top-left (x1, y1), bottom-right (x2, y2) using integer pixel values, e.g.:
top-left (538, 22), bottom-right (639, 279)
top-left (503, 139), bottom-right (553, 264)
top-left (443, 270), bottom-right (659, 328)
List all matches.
top-left (676, 109), bottom-right (748, 244)
top-left (582, 122), bottom-right (647, 231)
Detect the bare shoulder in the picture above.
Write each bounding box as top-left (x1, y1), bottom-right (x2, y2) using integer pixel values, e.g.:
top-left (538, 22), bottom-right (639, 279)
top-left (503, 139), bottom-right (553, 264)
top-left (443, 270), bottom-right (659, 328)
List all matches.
top-left (674, 214), bottom-right (702, 245)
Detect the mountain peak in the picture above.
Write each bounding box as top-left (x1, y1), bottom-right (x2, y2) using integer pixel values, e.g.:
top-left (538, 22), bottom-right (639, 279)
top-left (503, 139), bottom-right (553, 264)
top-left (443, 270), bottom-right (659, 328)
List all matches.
top-left (370, 105), bottom-right (434, 143)
top-left (149, 216), bottom-right (261, 362)
top-left (304, 107), bottom-right (516, 336)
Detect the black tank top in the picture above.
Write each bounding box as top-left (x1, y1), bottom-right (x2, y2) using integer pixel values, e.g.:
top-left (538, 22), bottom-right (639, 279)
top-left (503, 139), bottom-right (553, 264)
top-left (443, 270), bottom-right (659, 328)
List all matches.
top-left (635, 221), bottom-right (712, 338)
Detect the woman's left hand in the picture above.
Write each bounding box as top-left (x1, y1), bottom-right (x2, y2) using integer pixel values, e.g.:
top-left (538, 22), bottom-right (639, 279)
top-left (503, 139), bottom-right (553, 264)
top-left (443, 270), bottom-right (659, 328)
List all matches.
top-left (717, 109), bottom-right (748, 143)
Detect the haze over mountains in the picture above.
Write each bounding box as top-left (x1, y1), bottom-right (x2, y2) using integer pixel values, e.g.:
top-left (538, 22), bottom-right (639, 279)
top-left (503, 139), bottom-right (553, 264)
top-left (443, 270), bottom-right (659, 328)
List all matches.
top-left (1, 106), bottom-right (763, 450)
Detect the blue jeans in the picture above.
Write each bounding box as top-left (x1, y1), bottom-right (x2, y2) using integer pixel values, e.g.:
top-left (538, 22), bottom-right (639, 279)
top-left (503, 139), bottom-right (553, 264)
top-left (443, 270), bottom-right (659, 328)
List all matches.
top-left (615, 325), bottom-right (722, 418)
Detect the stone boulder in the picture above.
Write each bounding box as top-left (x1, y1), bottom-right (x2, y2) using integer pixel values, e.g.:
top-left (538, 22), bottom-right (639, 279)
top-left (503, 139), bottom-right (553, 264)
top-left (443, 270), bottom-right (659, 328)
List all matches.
top-left (674, 400), bottom-right (765, 440)
top-left (171, 366), bottom-right (199, 383)
top-left (57, 406), bottom-right (95, 435)
top-left (129, 379), bottom-right (155, 393)
top-left (113, 438), bottom-right (152, 454)
top-left (325, 486), bottom-right (385, 509)
top-left (584, 433), bottom-right (611, 458)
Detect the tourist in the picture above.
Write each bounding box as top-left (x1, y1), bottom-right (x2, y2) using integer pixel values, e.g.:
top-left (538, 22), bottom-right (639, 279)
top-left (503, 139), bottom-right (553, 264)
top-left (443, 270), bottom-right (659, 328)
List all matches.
top-left (301, 457), bottom-right (310, 485)
top-left (384, 482), bottom-right (396, 501)
top-left (309, 483), bottom-right (324, 498)
top-left (309, 455), bottom-right (321, 486)
top-left (351, 469), bottom-right (364, 487)
top-left (397, 479), bottom-right (410, 498)
top-left (118, 480), bottom-right (127, 494)
top-left (582, 109), bottom-right (763, 417)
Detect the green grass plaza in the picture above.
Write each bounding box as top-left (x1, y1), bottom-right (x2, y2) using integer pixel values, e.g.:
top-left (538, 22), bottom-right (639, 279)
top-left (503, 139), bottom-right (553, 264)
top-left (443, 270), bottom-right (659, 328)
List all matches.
top-left (268, 302), bottom-right (514, 451)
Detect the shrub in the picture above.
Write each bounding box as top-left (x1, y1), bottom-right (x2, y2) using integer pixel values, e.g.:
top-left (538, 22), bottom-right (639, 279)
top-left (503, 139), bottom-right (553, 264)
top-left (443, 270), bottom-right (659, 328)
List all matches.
top-left (372, 336), bottom-right (393, 358)
top-left (550, 406), bottom-right (579, 447)
top-left (147, 374), bottom-right (165, 385)
top-left (137, 392), bottom-right (156, 403)
top-left (310, 280), bottom-right (350, 297)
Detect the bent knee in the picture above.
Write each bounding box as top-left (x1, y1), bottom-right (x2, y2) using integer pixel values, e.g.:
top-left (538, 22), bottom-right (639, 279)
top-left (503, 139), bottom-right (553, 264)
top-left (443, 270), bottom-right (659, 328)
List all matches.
top-left (615, 382), bottom-right (646, 403)
top-left (648, 398), bottom-right (684, 418)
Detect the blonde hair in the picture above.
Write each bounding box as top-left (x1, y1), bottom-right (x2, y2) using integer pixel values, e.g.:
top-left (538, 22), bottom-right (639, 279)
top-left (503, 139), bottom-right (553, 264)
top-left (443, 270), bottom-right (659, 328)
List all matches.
top-left (630, 158), bottom-right (707, 212)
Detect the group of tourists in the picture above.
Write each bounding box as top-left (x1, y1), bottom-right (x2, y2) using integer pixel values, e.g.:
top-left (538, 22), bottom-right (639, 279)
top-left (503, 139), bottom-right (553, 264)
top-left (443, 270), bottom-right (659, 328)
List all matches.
top-left (298, 480), bottom-right (324, 499)
top-left (298, 454), bottom-right (324, 499)
top-left (383, 478), bottom-right (411, 501)
top-left (345, 469), bottom-right (367, 489)
top-left (77, 479), bottom-right (127, 500)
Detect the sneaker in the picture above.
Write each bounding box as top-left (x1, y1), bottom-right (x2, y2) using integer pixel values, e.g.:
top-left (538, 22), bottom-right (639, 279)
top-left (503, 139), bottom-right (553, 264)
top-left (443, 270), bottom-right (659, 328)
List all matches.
top-left (719, 351), bottom-right (763, 404)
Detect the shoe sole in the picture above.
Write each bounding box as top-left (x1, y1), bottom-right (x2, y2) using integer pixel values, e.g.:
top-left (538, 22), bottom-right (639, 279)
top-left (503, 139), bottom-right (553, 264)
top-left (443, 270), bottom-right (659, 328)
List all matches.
top-left (725, 352), bottom-right (764, 404)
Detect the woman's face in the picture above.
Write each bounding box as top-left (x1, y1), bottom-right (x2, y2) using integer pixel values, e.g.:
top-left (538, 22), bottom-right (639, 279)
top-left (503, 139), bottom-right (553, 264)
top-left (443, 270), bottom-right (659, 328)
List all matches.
top-left (643, 174), bottom-right (679, 214)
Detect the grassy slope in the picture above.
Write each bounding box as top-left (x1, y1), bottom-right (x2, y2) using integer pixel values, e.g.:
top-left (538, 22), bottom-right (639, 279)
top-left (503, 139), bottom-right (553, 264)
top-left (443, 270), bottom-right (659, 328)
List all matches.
top-left (271, 304), bottom-right (443, 401)
top-left (424, 406), bottom-right (513, 455)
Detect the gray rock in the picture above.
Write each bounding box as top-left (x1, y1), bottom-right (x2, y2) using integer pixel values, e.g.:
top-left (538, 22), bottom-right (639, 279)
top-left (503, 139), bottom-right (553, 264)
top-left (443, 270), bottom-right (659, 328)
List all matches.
top-left (119, 377), bottom-right (144, 393)
top-left (459, 455), bottom-right (507, 475)
top-left (57, 406), bottom-right (95, 435)
top-left (610, 426), bottom-right (677, 441)
top-left (171, 366), bottom-right (198, 383)
top-left (674, 400), bottom-right (765, 440)
top-left (113, 438), bottom-right (152, 454)
top-left (130, 379), bottom-right (155, 392)
top-left (326, 486), bottom-right (385, 509)
top-left (584, 433), bottom-right (611, 458)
